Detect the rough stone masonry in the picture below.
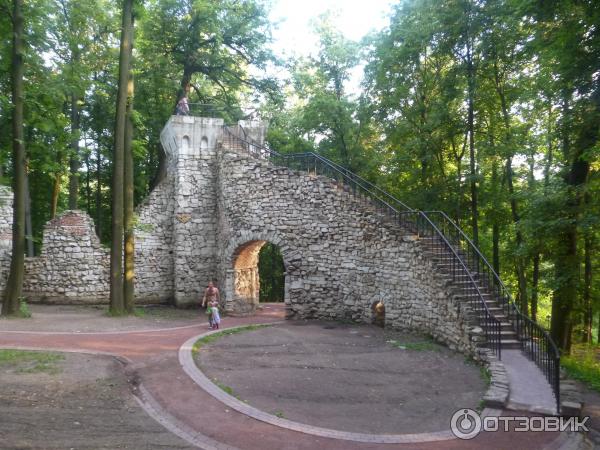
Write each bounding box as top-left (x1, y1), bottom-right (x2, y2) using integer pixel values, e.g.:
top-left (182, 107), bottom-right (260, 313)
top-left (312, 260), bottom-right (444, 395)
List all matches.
top-left (0, 116), bottom-right (479, 356)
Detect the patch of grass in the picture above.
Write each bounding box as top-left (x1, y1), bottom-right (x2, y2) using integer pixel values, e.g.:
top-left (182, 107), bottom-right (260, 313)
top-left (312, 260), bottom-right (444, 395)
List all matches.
top-left (19, 299), bottom-right (31, 318)
top-left (480, 366), bottom-right (492, 386)
top-left (214, 379), bottom-right (236, 396)
top-left (193, 324), bottom-right (271, 354)
top-left (0, 349), bottom-right (64, 374)
top-left (104, 308), bottom-right (128, 317)
top-left (562, 345), bottom-right (600, 392)
top-left (274, 410), bottom-right (285, 418)
top-left (462, 357), bottom-right (491, 386)
top-left (133, 307), bottom-right (147, 318)
top-left (387, 337), bottom-right (441, 351)
top-left (211, 378), bottom-right (244, 400)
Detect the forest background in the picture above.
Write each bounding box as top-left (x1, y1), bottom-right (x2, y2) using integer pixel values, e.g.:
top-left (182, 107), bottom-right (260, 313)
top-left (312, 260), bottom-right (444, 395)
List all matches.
top-left (0, 0), bottom-right (598, 367)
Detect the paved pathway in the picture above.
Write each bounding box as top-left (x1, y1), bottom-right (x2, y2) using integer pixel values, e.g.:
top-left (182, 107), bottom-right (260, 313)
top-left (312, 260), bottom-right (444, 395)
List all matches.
top-left (0, 305), bottom-right (573, 449)
top-left (503, 349), bottom-right (557, 415)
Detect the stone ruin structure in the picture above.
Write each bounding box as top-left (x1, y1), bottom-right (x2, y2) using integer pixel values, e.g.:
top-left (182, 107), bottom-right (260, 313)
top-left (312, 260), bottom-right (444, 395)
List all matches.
top-left (0, 116), bottom-right (481, 356)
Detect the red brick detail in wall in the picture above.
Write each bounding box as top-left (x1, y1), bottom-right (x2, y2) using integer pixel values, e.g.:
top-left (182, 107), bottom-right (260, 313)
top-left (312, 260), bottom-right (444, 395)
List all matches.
top-left (48, 213), bottom-right (88, 236)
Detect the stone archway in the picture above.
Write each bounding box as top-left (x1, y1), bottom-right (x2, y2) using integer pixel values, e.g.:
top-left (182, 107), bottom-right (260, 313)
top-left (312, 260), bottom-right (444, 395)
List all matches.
top-left (223, 232), bottom-right (291, 316)
top-left (232, 240), bottom-right (265, 312)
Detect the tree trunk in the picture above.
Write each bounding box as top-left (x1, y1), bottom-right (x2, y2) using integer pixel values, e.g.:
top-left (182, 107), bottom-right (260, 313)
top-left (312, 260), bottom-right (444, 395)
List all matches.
top-left (583, 213), bottom-right (593, 343)
top-left (531, 253), bottom-right (539, 323)
top-left (123, 16), bottom-right (135, 314)
top-left (2, 0), bottom-right (26, 316)
top-left (85, 144), bottom-right (91, 213)
top-left (50, 147), bottom-right (64, 219)
top-left (110, 0), bottom-right (134, 315)
top-left (68, 92), bottom-right (80, 210)
top-left (551, 89), bottom-right (596, 352)
top-left (50, 175), bottom-right (60, 219)
top-left (467, 46), bottom-right (478, 246)
top-left (597, 309), bottom-right (600, 344)
top-left (95, 137), bottom-right (102, 238)
top-left (531, 102), bottom-right (554, 325)
top-left (24, 170), bottom-right (33, 257)
top-left (491, 157), bottom-right (500, 276)
top-left (506, 156), bottom-right (528, 315)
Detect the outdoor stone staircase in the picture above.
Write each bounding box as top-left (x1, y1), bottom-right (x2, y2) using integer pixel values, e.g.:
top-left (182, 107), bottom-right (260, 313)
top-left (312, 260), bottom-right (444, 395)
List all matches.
top-left (222, 123), bottom-right (561, 414)
top-left (419, 235), bottom-right (521, 350)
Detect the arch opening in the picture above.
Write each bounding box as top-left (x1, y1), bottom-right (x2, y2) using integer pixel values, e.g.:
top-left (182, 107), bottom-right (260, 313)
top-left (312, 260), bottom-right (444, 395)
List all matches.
top-left (231, 240), bottom-right (285, 314)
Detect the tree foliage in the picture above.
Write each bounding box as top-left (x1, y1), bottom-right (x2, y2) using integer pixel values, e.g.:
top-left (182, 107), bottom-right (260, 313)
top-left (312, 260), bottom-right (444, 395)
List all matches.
top-left (0, 0), bottom-right (598, 352)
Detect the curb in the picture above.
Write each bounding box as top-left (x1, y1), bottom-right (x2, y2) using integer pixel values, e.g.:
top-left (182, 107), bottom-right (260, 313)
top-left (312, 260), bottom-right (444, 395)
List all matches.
top-left (134, 383), bottom-right (240, 450)
top-left (179, 324), bottom-right (461, 444)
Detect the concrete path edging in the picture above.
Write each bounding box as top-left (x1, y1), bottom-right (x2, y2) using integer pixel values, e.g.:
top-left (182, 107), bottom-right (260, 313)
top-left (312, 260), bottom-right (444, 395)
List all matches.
top-left (179, 326), bottom-right (460, 445)
top-left (0, 342), bottom-right (237, 450)
top-left (134, 383), bottom-right (240, 450)
top-left (0, 323), bottom-right (202, 335)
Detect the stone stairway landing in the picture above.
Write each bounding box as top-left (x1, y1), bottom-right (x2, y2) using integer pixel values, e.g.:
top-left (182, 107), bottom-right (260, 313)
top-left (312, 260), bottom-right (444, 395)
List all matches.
top-left (503, 349), bottom-right (558, 415)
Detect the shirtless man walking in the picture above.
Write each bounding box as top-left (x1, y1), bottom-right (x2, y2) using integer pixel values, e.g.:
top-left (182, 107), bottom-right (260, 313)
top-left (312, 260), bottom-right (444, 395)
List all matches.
top-left (201, 281), bottom-right (220, 328)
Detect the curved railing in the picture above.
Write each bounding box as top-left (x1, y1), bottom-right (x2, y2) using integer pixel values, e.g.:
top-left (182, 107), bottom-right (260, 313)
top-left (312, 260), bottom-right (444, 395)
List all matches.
top-left (223, 124), bottom-right (560, 411)
top-left (423, 211), bottom-right (560, 411)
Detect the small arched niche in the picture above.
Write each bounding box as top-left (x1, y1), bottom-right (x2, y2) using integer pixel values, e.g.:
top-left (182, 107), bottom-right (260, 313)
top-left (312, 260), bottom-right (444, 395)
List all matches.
top-left (200, 136), bottom-right (209, 152)
top-left (181, 135), bottom-right (191, 153)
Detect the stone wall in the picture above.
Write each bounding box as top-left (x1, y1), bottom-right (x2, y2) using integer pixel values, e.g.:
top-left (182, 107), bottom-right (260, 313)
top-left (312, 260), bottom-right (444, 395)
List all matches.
top-left (0, 186), bottom-right (13, 288)
top-left (163, 116), bottom-right (223, 306)
top-left (0, 117), bottom-right (480, 358)
top-left (134, 173), bottom-right (175, 303)
top-left (22, 211), bottom-right (109, 303)
top-left (215, 148), bottom-right (478, 355)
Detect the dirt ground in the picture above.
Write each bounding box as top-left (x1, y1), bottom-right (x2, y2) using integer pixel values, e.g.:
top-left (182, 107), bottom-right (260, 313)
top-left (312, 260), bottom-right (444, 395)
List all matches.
top-left (0, 304), bottom-right (200, 333)
top-left (0, 351), bottom-right (195, 450)
top-left (195, 321), bottom-right (487, 434)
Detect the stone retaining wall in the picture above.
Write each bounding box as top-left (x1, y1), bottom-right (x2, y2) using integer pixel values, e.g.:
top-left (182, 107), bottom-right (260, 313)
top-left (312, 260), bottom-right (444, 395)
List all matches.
top-left (134, 174), bottom-right (175, 303)
top-left (0, 117), bottom-right (479, 357)
top-left (22, 211), bottom-right (109, 303)
top-left (0, 186), bottom-right (13, 288)
top-left (215, 149), bottom-right (478, 355)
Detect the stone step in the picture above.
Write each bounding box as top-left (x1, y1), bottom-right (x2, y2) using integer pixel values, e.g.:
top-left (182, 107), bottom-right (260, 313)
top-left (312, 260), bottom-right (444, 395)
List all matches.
top-left (470, 306), bottom-right (504, 315)
top-left (449, 279), bottom-right (482, 286)
top-left (422, 246), bottom-right (466, 257)
top-left (500, 339), bottom-right (521, 349)
top-left (475, 311), bottom-right (510, 324)
top-left (461, 292), bottom-right (495, 300)
top-left (436, 262), bottom-right (477, 271)
top-left (475, 328), bottom-right (518, 339)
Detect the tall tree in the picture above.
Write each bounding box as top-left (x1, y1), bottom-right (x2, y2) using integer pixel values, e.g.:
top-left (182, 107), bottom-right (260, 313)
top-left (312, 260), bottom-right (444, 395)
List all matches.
top-left (532, 0), bottom-right (600, 351)
top-left (110, 0), bottom-right (134, 315)
top-left (141, 0), bottom-right (276, 185)
top-left (2, 0), bottom-right (26, 316)
top-left (123, 12), bottom-right (135, 313)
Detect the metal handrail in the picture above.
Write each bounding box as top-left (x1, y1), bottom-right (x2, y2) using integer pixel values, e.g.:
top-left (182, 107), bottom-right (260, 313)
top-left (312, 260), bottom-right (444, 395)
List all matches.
top-left (424, 210), bottom-right (560, 411)
top-left (222, 124), bottom-right (560, 411)
top-left (415, 211), bottom-right (502, 357)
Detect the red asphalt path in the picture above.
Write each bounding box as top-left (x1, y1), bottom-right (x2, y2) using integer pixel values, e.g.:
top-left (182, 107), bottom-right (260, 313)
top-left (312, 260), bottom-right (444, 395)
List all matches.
top-left (0, 304), bottom-right (567, 450)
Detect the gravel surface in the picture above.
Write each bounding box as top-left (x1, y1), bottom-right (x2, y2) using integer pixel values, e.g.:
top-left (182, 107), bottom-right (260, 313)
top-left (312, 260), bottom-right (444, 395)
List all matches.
top-left (0, 304), bottom-right (201, 333)
top-left (0, 351), bottom-right (195, 449)
top-left (196, 321), bottom-right (487, 434)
